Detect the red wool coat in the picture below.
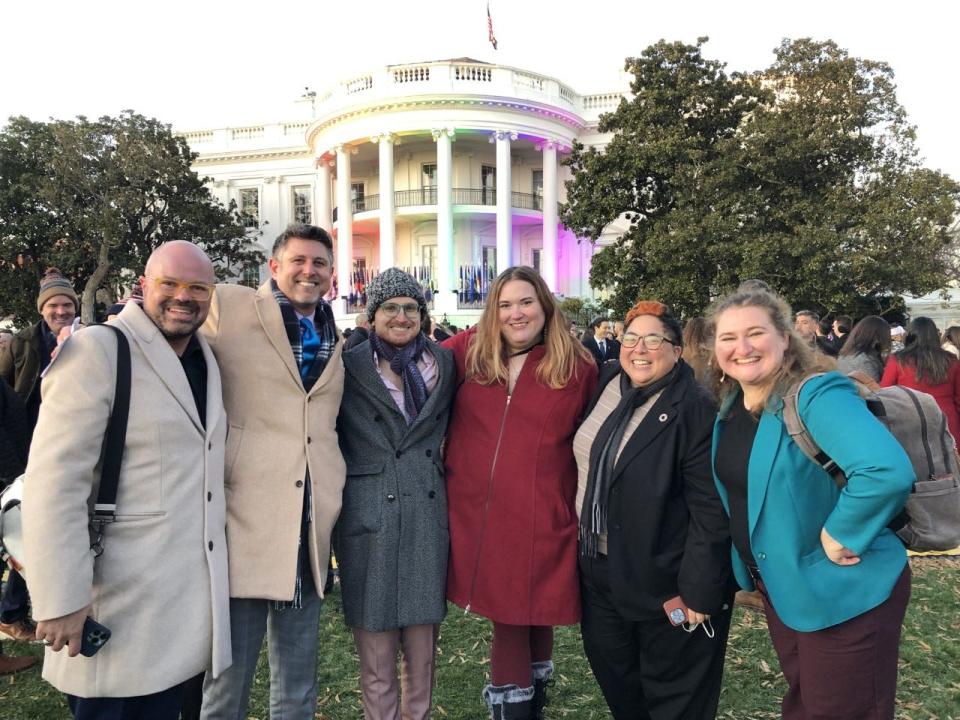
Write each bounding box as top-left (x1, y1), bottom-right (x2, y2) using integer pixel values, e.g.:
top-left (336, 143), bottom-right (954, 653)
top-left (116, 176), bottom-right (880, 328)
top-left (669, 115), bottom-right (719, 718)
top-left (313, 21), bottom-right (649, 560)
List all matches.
top-left (442, 330), bottom-right (598, 625)
top-left (880, 355), bottom-right (960, 444)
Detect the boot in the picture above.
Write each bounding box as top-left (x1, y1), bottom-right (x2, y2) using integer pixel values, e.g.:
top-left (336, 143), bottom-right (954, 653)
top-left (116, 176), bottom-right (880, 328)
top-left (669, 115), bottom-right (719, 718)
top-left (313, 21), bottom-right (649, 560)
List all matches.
top-left (0, 654), bottom-right (37, 675)
top-left (482, 683), bottom-right (535, 720)
top-left (531, 660), bottom-right (554, 720)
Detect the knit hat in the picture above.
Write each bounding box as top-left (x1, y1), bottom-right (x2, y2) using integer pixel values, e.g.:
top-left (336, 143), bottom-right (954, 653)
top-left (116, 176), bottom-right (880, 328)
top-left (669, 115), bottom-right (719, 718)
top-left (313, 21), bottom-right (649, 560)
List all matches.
top-left (36, 267), bottom-right (79, 313)
top-left (365, 268), bottom-right (427, 323)
top-left (106, 282), bottom-right (144, 317)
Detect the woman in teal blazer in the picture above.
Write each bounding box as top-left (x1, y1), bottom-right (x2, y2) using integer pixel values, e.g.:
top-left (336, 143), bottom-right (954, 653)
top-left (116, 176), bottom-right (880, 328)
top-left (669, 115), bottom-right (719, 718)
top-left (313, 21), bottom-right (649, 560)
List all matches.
top-left (708, 288), bottom-right (914, 720)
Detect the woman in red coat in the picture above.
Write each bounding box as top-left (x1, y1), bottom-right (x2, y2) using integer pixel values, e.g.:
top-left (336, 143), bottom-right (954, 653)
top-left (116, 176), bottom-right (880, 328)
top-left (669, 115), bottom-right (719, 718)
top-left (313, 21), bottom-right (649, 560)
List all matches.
top-left (443, 266), bottom-right (597, 719)
top-left (880, 316), bottom-right (960, 445)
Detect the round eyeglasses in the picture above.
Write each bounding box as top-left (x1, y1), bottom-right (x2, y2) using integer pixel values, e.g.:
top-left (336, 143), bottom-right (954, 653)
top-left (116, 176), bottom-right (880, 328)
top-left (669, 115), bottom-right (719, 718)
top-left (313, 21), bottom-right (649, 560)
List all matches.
top-left (379, 302), bottom-right (421, 319)
top-left (620, 333), bottom-right (676, 350)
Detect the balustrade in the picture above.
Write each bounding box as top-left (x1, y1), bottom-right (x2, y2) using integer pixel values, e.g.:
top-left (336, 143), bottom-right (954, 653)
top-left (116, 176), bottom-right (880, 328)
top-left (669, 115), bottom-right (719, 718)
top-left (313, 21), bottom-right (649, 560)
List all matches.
top-left (332, 188), bottom-right (548, 218)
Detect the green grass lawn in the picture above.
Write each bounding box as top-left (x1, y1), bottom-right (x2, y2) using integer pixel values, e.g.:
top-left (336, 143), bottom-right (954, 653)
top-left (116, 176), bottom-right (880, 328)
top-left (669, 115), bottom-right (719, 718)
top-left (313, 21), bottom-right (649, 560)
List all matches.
top-left (2, 558), bottom-right (957, 719)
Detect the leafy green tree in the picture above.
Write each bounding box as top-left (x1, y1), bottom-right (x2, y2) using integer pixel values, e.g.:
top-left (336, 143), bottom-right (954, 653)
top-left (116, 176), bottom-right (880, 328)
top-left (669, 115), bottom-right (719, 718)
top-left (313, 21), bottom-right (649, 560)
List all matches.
top-left (562, 38), bottom-right (960, 319)
top-left (0, 111), bottom-right (264, 325)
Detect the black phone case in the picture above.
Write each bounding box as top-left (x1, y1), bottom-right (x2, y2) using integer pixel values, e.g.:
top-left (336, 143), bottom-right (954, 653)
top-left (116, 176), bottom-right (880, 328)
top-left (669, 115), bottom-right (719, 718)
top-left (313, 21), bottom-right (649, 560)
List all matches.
top-left (79, 617), bottom-right (111, 657)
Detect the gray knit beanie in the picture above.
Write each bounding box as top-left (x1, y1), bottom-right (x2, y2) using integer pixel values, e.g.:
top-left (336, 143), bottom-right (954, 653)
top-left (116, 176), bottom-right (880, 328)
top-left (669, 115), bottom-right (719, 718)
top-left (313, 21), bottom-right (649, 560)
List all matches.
top-left (37, 267), bottom-right (79, 313)
top-left (365, 268), bottom-right (427, 323)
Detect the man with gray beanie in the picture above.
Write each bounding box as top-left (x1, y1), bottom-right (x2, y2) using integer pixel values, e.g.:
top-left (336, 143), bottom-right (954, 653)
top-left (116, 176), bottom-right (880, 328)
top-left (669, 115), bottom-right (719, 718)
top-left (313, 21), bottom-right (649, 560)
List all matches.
top-left (0, 267), bottom-right (78, 646)
top-left (335, 267), bottom-right (455, 720)
top-left (1, 268), bottom-right (79, 429)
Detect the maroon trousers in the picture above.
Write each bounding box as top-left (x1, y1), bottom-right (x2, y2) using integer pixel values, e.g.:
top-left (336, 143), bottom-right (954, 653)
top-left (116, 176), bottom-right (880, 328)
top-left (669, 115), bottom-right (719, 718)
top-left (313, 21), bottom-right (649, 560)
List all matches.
top-left (760, 565), bottom-right (911, 720)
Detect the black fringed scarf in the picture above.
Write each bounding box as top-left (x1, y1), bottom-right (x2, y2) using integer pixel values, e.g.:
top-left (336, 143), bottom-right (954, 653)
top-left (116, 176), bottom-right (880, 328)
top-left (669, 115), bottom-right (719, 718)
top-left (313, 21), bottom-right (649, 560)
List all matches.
top-left (579, 363), bottom-right (681, 558)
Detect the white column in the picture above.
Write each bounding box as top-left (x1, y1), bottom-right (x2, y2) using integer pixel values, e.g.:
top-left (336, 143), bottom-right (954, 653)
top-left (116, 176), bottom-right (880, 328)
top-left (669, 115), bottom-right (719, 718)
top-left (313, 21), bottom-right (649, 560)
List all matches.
top-left (432, 127), bottom-right (456, 314)
top-left (541, 141), bottom-right (559, 291)
top-left (493, 130), bottom-right (517, 273)
top-left (335, 144), bottom-right (353, 315)
top-left (314, 156), bottom-right (332, 232)
top-left (373, 133), bottom-right (396, 271)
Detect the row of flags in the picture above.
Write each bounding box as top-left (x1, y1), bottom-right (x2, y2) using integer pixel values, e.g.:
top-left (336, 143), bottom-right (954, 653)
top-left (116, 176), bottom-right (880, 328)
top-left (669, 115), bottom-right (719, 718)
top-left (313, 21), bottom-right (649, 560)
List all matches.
top-left (459, 263), bottom-right (497, 305)
top-left (326, 263), bottom-right (497, 308)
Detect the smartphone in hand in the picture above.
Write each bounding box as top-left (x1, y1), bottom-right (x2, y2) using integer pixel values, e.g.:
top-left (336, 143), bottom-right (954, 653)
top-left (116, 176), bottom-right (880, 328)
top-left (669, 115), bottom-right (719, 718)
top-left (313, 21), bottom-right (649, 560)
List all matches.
top-left (79, 617), bottom-right (111, 657)
top-left (663, 596), bottom-right (689, 627)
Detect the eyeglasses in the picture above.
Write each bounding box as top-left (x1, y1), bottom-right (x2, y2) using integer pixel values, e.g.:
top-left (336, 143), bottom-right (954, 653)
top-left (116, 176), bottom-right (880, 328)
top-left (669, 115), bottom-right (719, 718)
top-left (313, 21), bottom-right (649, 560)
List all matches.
top-left (621, 333), bottom-right (676, 350)
top-left (145, 276), bottom-right (214, 301)
top-left (379, 302), bottom-right (421, 319)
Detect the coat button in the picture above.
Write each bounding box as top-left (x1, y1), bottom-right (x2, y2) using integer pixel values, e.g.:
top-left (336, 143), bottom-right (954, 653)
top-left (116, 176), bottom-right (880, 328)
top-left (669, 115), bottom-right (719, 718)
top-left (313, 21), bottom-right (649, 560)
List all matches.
top-left (207, 492), bottom-right (212, 502)
top-left (758, 552), bottom-right (766, 561)
top-left (375, 415), bottom-right (383, 422)
top-left (307, 437), bottom-right (312, 444)
top-left (208, 541), bottom-right (214, 551)
top-left (395, 450), bottom-right (402, 458)
top-left (296, 480), bottom-right (304, 488)
top-left (387, 494), bottom-right (396, 501)
top-left (612, 524), bottom-right (621, 531)
top-left (208, 441), bottom-right (212, 450)
top-left (425, 449), bottom-right (432, 457)
top-left (428, 490), bottom-right (436, 499)
top-left (435, 414), bottom-right (441, 421)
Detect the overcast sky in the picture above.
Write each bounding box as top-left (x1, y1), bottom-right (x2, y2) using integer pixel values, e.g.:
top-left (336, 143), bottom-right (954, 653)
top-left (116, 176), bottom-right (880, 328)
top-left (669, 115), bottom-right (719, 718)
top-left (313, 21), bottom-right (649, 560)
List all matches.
top-left (3, 0), bottom-right (957, 179)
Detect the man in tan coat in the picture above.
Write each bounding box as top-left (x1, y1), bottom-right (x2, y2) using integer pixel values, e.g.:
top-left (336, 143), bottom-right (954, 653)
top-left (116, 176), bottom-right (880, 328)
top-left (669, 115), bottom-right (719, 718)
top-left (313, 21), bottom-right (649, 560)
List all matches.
top-left (24, 241), bottom-right (231, 717)
top-left (200, 224), bottom-right (345, 719)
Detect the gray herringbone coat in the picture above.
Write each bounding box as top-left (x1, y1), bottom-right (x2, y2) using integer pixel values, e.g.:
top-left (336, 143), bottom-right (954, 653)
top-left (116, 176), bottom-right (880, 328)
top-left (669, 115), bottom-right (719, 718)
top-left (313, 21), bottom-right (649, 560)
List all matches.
top-left (335, 339), bottom-right (455, 631)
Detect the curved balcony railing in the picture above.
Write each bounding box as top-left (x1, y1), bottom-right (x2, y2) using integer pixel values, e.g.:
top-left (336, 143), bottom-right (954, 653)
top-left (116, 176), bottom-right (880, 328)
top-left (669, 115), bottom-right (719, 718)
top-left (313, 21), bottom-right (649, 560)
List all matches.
top-left (333, 187), bottom-right (547, 220)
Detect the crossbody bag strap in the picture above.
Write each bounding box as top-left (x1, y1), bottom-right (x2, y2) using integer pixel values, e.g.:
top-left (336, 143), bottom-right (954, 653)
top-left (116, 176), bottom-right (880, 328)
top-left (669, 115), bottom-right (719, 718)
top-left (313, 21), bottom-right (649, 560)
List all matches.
top-left (90, 326), bottom-right (131, 556)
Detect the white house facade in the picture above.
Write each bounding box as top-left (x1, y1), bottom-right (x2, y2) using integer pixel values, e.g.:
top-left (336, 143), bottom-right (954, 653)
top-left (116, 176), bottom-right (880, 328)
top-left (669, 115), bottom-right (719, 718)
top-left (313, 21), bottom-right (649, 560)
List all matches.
top-left (181, 58), bottom-right (628, 324)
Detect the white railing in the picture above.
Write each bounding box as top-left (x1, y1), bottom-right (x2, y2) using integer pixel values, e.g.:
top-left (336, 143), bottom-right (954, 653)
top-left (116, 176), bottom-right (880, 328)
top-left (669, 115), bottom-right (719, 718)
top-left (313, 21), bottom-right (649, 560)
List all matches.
top-left (283, 122), bottom-right (309, 136)
top-left (454, 64), bottom-right (492, 82)
top-left (345, 75), bottom-right (373, 94)
top-left (514, 71), bottom-right (544, 92)
top-left (312, 61), bottom-right (589, 116)
top-left (231, 126), bottom-right (265, 140)
top-left (393, 66), bottom-right (430, 83)
top-left (182, 130), bottom-right (213, 144)
top-left (582, 93), bottom-right (624, 111)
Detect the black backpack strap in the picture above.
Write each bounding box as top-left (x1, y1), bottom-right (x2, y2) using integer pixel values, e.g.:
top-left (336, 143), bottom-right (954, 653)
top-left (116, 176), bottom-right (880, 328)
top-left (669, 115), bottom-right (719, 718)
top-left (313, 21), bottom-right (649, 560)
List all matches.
top-left (90, 326), bottom-right (131, 556)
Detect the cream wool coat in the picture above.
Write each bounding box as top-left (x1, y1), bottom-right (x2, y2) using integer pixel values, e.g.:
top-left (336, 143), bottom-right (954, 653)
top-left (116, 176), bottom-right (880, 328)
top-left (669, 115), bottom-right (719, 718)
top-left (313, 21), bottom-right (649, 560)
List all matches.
top-left (201, 282), bottom-right (346, 601)
top-left (22, 303), bottom-right (231, 698)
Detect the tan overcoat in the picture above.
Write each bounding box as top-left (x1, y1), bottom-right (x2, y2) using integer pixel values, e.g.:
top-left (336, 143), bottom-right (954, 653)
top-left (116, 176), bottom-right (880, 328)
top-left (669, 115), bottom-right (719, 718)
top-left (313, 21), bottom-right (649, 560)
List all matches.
top-left (201, 282), bottom-right (345, 601)
top-left (22, 303), bottom-right (232, 697)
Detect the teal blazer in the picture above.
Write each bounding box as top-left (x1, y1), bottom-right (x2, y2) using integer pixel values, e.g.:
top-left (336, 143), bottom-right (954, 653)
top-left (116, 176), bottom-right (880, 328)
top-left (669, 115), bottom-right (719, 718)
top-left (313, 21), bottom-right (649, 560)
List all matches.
top-left (711, 372), bottom-right (913, 631)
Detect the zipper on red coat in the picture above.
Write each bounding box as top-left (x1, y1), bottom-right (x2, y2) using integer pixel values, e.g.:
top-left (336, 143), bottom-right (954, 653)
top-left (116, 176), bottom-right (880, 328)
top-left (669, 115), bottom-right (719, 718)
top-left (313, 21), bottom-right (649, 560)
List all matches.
top-left (465, 391), bottom-right (511, 614)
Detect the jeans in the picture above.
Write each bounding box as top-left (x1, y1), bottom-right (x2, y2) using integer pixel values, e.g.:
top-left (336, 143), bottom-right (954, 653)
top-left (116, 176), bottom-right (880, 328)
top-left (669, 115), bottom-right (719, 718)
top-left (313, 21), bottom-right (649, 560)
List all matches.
top-left (200, 567), bottom-right (321, 720)
top-left (0, 569), bottom-right (29, 624)
top-left (67, 680), bottom-right (188, 720)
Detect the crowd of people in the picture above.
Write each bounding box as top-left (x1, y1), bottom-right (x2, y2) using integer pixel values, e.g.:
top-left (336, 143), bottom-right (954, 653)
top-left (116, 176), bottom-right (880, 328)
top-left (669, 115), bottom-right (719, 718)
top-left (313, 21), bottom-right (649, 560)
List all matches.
top-left (0, 223), bottom-right (946, 720)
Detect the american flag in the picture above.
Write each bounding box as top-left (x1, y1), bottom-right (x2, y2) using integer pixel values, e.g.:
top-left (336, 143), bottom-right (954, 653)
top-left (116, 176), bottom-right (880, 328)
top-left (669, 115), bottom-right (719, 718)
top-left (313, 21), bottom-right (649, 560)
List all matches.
top-left (487, 3), bottom-right (498, 50)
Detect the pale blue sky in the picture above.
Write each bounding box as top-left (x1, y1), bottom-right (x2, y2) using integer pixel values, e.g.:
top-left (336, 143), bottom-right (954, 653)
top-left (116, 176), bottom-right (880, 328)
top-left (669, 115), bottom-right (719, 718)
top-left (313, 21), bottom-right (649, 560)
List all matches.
top-left (3, 0), bottom-right (957, 179)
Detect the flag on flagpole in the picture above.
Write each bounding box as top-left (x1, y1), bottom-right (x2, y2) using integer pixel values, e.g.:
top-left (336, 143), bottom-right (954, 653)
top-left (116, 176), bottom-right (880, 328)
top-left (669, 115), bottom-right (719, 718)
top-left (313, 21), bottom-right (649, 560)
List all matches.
top-left (487, 3), bottom-right (498, 50)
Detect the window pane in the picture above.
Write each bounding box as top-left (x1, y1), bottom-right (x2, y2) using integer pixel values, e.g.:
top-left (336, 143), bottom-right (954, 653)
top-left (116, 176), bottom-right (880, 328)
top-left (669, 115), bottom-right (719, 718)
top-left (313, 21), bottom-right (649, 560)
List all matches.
top-left (239, 188), bottom-right (259, 228)
top-left (422, 164), bottom-right (437, 188)
top-left (292, 186), bottom-right (312, 224)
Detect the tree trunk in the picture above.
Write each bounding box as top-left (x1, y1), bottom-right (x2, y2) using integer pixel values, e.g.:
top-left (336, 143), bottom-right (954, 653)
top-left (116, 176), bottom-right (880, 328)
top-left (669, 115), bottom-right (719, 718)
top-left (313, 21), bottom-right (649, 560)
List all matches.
top-left (81, 240), bottom-right (112, 324)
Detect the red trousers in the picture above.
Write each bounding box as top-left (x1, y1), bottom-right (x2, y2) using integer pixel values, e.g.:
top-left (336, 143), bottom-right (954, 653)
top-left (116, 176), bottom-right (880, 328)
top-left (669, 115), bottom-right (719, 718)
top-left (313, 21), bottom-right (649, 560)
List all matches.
top-left (761, 565), bottom-right (911, 720)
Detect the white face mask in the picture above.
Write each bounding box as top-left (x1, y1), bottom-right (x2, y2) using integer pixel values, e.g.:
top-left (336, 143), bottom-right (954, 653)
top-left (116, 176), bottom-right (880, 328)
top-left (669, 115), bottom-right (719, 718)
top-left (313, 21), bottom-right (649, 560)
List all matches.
top-left (682, 617), bottom-right (715, 638)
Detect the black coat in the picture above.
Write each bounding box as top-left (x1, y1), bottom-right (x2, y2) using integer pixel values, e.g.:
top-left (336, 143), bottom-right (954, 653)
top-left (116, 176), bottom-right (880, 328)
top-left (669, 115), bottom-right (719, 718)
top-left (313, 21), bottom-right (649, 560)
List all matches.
top-left (582, 335), bottom-right (620, 367)
top-left (0, 379), bottom-right (30, 483)
top-left (583, 361), bottom-right (733, 617)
